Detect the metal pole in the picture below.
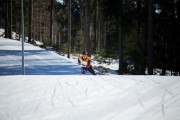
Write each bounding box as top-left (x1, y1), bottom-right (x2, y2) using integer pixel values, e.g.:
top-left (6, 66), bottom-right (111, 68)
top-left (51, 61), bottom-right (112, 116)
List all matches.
top-left (21, 0), bottom-right (25, 75)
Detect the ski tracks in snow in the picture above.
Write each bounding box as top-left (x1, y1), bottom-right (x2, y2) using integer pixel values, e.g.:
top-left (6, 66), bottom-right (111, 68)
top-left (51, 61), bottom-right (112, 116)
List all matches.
top-left (133, 76), bottom-right (180, 120)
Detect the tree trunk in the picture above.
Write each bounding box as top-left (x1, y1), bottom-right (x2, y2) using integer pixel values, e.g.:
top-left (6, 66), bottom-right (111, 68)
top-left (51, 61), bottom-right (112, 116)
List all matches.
top-left (5, 1), bottom-right (8, 38)
top-left (8, 0), bottom-right (12, 39)
top-left (85, 0), bottom-right (91, 56)
top-left (79, 0), bottom-right (84, 53)
top-left (118, 0), bottom-right (123, 75)
top-left (147, 0), bottom-right (154, 75)
top-left (103, 22), bottom-right (106, 50)
top-left (96, 1), bottom-right (99, 51)
top-left (49, 0), bottom-right (53, 45)
top-left (137, 0), bottom-right (145, 75)
top-left (93, 0), bottom-right (97, 53)
top-left (28, 0), bottom-right (32, 43)
top-left (67, 0), bottom-right (71, 58)
top-left (161, 68), bottom-right (166, 75)
top-left (19, 0), bottom-right (21, 41)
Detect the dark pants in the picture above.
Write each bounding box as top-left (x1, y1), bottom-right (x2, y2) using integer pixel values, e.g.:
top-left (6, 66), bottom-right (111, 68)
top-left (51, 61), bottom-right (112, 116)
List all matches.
top-left (78, 58), bottom-right (96, 75)
top-left (82, 66), bottom-right (96, 75)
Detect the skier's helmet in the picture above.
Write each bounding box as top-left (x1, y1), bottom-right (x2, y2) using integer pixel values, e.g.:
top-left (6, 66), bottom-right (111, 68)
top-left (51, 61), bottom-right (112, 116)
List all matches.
top-left (82, 51), bottom-right (88, 55)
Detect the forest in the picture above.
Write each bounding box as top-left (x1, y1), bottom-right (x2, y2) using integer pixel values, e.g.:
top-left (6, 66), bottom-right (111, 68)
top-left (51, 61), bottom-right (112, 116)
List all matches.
top-left (0, 0), bottom-right (180, 75)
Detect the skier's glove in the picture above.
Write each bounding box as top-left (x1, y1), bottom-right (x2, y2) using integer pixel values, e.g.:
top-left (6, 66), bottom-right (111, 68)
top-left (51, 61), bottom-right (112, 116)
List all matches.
top-left (81, 62), bottom-right (87, 66)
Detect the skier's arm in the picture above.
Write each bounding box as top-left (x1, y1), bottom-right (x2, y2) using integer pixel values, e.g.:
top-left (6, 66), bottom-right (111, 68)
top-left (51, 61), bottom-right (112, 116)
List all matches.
top-left (78, 57), bottom-right (86, 66)
top-left (78, 57), bottom-right (81, 64)
top-left (78, 56), bottom-right (83, 64)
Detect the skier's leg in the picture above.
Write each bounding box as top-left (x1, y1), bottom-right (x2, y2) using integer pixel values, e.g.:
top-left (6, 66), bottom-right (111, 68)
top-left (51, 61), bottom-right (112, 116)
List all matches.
top-left (82, 67), bottom-right (87, 74)
top-left (87, 66), bottom-right (96, 75)
top-left (81, 67), bottom-right (85, 74)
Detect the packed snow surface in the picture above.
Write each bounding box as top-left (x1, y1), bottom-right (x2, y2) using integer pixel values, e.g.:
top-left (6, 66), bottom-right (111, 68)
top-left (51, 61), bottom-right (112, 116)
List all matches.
top-left (0, 37), bottom-right (180, 120)
top-left (0, 75), bottom-right (180, 120)
top-left (0, 37), bottom-right (81, 75)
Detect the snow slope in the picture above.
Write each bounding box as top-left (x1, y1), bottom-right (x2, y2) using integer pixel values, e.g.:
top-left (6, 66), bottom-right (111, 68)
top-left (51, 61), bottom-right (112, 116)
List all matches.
top-left (0, 76), bottom-right (180, 120)
top-left (0, 37), bottom-right (81, 75)
top-left (0, 37), bottom-right (180, 120)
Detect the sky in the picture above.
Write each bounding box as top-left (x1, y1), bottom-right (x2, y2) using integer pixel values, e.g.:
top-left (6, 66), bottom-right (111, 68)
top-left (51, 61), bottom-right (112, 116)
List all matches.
top-left (56, 0), bottom-right (64, 4)
top-left (0, 37), bottom-right (180, 120)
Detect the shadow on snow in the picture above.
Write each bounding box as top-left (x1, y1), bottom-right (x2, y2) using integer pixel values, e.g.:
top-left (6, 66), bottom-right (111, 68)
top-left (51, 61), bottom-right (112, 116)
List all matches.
top-left (0, 50), bottom-right (81, 75)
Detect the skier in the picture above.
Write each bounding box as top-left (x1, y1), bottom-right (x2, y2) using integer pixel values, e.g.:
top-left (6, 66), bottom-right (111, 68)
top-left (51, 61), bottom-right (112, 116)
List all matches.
top-left (78, 51), bottom-right (96, 75)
